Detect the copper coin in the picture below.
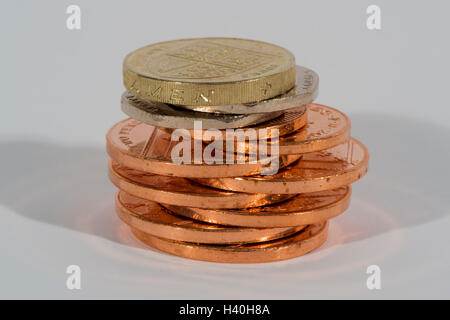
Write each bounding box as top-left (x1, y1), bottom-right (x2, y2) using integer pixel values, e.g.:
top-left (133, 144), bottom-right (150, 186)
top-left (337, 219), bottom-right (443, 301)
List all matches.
top-left (108, 161), bottom-right (294, 209)
top-left (116, 191), bottom-right (303, 244)
top-left (164, 186), bottom-right (350, 227)
top-left (131, 222), bottom-right (328, 263)
top-left (195, 138), bottom-right (369, 194)
top-left (106, 118), bottom-right (300, 178)
top-left (228, 104), bottom-right (350, 155)
top-left (277, 104), bottom-right (351, 154)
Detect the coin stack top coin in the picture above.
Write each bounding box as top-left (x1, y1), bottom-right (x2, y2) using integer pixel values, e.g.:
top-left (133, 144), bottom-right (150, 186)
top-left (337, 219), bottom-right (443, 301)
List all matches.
top-left (123, 38), bottom-right (296, 106)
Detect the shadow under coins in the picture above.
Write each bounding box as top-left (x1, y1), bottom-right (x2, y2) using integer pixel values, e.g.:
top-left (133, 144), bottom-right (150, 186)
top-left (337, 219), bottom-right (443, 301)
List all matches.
top-left (0, 140), bottom-right (146, 248)
top-left (331, 112), bottom-right (450, 244)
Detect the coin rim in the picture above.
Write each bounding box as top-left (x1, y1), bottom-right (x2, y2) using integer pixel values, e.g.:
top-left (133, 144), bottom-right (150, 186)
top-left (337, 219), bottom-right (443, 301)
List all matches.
top-left (106, 118), bottom-right (301, 178)
top-left (194, 138), bottom-right (370, 194)
top-left (163, 187), bottom-right (351, 227)
top-left (130, 222), bottom-right (328, 263)
top-left (108, 161), bottom-right (295, 209)
top-left (181, 66), bottom-right (319, 114)
top-left (221, 104), bottom-right (351, 155)
top-left (115, 191), bottom-right (302, 244)
top-left (121, 92), bottom-right (283, 129)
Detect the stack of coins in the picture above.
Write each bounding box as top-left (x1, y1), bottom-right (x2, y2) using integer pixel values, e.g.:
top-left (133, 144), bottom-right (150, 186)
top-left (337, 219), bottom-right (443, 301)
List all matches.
top-left (106, 38), bottom-right (369, 263)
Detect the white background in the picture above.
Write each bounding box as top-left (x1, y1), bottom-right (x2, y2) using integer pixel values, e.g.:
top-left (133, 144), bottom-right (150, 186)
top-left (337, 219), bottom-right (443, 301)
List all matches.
top-left (0, 0), bottom-right (449, 299)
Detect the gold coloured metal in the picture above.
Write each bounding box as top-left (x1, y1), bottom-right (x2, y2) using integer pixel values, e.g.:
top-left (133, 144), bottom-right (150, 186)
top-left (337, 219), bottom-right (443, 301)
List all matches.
top-left (182, 66), bottom-right (318, 114)
top-left (123, 38), bottom-right (296, 106)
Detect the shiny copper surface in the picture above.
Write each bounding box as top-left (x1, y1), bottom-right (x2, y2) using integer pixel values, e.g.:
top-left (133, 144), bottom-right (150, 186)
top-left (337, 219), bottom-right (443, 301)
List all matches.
top-left (195, 138), bottom-right (369, 194)
top-left (227, 104), bottom-right (350, 155)
top-left (131, 222), bottom-right (328, 263)
top-left (108, 161), bottom-right (294, 209)
top-left (116, 191), bottom-right (303, 244)
top-left (164, 186), bottom-right (350, 227)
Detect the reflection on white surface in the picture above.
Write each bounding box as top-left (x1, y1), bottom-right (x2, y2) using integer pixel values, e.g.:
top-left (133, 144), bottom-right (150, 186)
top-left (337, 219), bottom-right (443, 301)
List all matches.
top-left (1, 111), bottom-right (450, 298)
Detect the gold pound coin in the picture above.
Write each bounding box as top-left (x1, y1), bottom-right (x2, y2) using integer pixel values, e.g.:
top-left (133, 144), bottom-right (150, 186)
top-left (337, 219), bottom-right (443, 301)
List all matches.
top-left (183, 65), bottom-right (318, 114)
top-left (116, 191), bottom-right (303, 244)
top-left (123, 38), bottom-right (296, 106)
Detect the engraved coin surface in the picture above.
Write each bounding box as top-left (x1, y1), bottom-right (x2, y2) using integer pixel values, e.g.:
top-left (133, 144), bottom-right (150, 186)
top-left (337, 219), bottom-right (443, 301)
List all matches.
top-left (228, 104), bottom-right (350, 154)
top-left (164, 187), bottom-right (351, 228)
top-left (116, 191), bottom-right (303, 244)
top-left (131, 222), bottom-right (328, 263)
top-left (276, 104), bottom-right (350, 154)
top-left (123, 38), bottom-right (296, 106)
top-left (121, 92), bottom-right (282, 129)
top-left (106, 118), bottom-right (300, 178)
top-left (108, 161), bottom-right (295, 209)
top-left (195, 138), bottom-right (369, 194)
top-left (182, 66), bottom-right (318, 114)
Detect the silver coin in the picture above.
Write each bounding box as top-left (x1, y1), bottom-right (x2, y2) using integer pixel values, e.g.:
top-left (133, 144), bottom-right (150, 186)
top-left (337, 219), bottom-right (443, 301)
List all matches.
top-left (178, 65), bottom-right (318, 114)
top-left (121, 92), bottom-right (282, 129)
